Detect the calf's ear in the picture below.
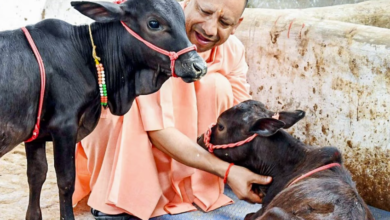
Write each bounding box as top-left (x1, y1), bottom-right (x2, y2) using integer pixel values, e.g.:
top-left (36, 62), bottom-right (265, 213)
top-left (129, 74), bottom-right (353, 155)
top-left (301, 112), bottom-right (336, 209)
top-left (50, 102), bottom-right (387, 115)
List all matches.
top-left (71, 1), bottom-right (125, 23)
top-left (249, 118), bottom-right (285, 137)
top-left (278, 110), bottom-right (305, 129)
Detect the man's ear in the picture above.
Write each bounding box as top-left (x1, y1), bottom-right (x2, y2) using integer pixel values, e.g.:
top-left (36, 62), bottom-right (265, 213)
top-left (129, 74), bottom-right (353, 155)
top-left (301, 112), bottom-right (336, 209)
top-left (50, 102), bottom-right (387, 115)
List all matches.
top-left (249, 118), bottom-right (285, 137)
top-left (231, 17), bottom-right (244, 35)
top-left (277, 110), bottom-right (305, 129)
top-left (71, 1), bottom-right (125, 23)
top-left (183, 0), bottom-right (191, 9)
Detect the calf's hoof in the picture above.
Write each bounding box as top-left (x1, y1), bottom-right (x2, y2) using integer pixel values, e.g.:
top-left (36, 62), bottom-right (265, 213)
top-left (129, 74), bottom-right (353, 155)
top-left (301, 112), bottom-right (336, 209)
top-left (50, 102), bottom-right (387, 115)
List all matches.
top-left (91, 208), bottom-right (140, 220)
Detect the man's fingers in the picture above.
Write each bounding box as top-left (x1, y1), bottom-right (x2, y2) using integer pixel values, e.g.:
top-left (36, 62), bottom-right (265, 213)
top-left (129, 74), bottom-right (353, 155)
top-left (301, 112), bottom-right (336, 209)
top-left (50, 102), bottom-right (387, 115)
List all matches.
top-left (252, 174), bottom-right (272, 185)
top-left (234, 189), bottom-right (261, 204)
top-left (243, 191), bottom-right (263, 204)
top-left (227, 166), bottom-right (270, 204)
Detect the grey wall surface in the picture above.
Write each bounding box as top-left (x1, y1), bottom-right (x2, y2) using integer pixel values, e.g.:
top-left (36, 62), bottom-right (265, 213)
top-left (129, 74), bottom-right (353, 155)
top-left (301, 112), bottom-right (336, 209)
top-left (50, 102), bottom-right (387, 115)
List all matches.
top-left (236, 1), bottom-right (390, 211)
top-left (247, 0), bottom-right (372, 8)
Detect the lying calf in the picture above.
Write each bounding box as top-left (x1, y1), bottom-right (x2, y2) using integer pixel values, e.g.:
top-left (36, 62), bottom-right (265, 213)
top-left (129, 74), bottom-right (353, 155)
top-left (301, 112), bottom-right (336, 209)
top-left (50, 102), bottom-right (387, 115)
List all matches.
top-left (198, 100), bottom-right (373, 220)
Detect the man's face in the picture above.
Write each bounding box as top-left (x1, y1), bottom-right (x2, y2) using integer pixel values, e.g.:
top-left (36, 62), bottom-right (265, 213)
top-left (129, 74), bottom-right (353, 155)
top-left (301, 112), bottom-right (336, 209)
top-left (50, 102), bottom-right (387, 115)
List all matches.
top-left (183, 0), bottom-right (245, 52)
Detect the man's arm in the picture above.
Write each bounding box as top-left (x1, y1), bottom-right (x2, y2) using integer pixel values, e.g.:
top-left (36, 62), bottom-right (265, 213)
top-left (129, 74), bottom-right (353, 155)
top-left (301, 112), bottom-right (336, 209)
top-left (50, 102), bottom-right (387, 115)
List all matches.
top-left (148, 127), bottom-right (272, 203)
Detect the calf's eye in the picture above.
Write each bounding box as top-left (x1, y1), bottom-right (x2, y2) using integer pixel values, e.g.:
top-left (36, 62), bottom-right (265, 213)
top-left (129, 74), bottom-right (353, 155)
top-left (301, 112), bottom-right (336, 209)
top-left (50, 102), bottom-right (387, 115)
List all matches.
top-left (217, 124), bottom-right (224, 131)
top-left (148, 20), bottom-right (160, 30)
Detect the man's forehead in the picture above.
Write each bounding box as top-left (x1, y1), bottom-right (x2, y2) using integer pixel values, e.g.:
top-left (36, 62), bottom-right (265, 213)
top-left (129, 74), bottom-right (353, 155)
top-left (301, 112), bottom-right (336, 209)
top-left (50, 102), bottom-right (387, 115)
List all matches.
top-left (195, 0), bottom-right (245, 21)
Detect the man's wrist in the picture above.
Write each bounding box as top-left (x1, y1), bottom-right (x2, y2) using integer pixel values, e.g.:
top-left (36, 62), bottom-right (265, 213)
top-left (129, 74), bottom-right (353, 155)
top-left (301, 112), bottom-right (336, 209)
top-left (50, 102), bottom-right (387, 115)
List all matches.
top-left (224, 163), bottom-right (235, 183)
top-left (207, 154), bottom-right (232, 179)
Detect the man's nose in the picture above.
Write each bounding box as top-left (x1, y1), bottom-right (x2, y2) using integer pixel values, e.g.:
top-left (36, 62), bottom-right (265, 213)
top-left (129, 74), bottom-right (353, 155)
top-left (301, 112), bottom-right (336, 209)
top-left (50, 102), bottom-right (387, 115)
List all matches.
top-left (202, 18), bottom-right (218, 37)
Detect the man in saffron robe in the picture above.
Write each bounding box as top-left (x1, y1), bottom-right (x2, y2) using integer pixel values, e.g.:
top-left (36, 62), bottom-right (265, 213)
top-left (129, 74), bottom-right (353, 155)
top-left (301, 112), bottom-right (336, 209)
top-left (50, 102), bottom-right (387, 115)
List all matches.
top-left (73, 0), bottom-right (272, 219)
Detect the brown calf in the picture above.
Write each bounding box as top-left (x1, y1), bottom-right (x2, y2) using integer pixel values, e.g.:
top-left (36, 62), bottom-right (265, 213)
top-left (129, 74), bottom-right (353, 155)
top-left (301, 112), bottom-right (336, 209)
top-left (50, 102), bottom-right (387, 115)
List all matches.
top-left (198, 100), bottom-right (373, 220)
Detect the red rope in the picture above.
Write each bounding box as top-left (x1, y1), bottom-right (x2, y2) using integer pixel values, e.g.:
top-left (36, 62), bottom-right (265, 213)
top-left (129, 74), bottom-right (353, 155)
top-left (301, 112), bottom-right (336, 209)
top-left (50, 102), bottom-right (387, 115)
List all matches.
top-left (115, 0), bottom-right (196, 78)
top-left (287, 163), bottom-right (341, 187)
top-left (22, 27), bottom-right (46, 143)
top-left (120, 21), bottom-right (196, 78)
top-left (204, 123), bottom-right (258, 153)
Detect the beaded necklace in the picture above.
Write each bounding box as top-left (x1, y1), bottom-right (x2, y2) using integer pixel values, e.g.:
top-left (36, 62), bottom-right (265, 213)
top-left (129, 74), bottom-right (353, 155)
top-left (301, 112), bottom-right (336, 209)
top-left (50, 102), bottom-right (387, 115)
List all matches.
top-left (88, 25), bottom-right (108, 107)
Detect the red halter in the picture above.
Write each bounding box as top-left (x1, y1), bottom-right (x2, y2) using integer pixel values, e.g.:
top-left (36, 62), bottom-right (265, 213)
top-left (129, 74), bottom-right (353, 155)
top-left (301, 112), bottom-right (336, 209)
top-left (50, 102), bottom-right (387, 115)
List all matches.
top-left (115, 0), bottom-right (197, 78)
top-left (204, 114), bottom-right (281, 153)
top-left (120, 21), bottom-right (196, 78)
top-left (204, 123), bottom-right (258, 153)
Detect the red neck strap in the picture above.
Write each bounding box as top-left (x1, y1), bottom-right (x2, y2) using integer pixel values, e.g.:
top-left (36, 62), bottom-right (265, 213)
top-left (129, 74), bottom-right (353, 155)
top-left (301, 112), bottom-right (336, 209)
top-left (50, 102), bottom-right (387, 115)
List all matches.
top-left (22, 27), bottom-right (46, 143)
top-left (287, 163), bottom-right (341, 187)
top-left (204, 123), bottom-right (258, 153)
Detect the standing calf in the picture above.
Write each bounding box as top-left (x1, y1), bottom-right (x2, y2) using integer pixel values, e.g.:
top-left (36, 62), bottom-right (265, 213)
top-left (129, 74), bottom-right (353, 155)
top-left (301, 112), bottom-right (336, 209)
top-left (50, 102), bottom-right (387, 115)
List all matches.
top-left (0, 0), bottom-right (207, 219)
top-left (198, 100), bottom-right (373, 220)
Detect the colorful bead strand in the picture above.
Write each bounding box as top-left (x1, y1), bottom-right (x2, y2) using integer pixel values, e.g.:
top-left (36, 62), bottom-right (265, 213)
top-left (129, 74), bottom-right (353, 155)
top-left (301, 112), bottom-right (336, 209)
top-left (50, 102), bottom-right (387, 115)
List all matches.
top-left (89, 24), bottom-right (108, 107)
top-left (95, 60), bottom-right (107, 107)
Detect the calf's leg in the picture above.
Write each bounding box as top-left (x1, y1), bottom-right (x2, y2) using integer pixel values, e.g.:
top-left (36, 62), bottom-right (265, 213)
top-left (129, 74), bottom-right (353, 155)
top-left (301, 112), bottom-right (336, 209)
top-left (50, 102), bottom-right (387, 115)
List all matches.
top-left (25, 141), bottom-right (48, 220)
top-left (52, 129), bottom-right (77, 220)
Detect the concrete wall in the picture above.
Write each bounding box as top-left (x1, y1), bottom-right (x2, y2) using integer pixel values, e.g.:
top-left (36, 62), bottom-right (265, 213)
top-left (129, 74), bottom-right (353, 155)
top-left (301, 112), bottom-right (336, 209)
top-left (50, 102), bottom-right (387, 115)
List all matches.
top-left (0, 0), bottom-right (389, 212)
top-left (235, 0), bottom-right (390, 211)
top-left (0, 0), bottom-right (46, 31)
top-left (253, 0), bottom-right (390, 29)
top-left (42, 0), bottom-right (96, 25)
top-left (0, 0), bottom-right (107, 31)
top-left (247, 0), bottom-right (372, 9)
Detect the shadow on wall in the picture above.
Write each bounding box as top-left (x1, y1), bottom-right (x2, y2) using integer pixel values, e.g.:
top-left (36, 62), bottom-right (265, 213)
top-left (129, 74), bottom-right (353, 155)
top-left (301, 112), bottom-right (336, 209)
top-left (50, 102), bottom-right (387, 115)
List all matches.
top-left (247, 0), bottom-right (370, 8)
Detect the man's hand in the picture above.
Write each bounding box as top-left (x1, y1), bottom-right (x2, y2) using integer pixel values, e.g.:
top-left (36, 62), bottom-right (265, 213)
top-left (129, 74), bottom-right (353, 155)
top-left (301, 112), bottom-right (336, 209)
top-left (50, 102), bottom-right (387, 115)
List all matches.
top-left (226, 165), bottom-right (272, 204)
top-left (149, 127), bottom-right (272, 204)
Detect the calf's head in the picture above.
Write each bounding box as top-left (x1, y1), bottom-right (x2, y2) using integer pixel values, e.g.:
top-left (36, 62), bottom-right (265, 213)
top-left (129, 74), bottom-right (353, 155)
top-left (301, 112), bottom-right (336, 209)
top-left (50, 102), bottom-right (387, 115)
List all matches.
top-left (72, 0), bottom-right (207, 114)
top-left (199, 100), bottom-right (305, 171)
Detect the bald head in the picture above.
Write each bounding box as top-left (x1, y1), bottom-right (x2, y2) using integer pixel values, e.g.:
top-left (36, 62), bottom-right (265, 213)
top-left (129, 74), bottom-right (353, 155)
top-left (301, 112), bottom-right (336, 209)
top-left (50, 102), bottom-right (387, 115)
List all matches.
top-left (183, 0), bottom-right (246, 52)
top-left (242, 0), bottom-right (248, 13)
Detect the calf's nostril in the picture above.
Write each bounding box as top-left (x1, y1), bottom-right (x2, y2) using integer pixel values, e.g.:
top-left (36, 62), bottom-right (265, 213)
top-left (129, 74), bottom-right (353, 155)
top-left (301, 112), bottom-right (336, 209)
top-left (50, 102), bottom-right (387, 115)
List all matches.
top-left (192, 63), bottom-right (202, 74)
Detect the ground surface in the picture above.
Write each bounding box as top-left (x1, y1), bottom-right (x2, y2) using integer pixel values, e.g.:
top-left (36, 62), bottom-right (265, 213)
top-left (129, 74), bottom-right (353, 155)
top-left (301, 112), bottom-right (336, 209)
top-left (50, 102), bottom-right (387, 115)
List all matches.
top-left (1, 144), bottom-right (389, 220)
top-left (0, 143), bottom-right (93, 220)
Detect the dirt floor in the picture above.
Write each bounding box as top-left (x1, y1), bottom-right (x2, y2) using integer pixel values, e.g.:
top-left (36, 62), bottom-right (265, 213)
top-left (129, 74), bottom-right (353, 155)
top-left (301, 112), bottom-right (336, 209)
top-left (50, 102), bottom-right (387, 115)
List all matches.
top-left (0, 143), bottom-right (93, 220)
top-left (2, 144), bottom-right (388, 220)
